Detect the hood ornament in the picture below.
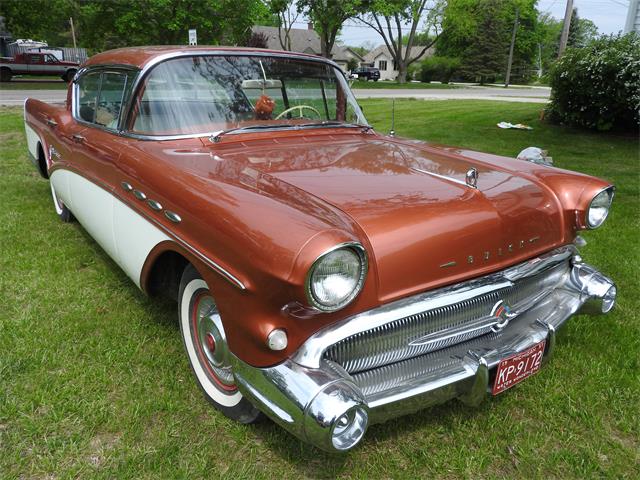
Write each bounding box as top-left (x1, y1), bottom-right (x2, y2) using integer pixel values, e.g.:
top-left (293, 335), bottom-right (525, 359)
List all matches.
top-left (465, 168), bottom-right (478, 188)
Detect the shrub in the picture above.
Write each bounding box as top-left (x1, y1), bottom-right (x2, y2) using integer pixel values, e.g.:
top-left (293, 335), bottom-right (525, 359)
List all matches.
top-left (546, 33), bottom-right (640, 131)
top-left (420, 56), bottom-right (461, 84)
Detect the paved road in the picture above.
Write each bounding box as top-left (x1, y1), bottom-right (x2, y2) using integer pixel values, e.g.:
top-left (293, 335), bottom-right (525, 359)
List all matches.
top-left (354, 86), bottom-right (550, 103)
top-left (0, 85), bottom-right (550, 107)
top-left (0, 89), bottom-right (67, 106)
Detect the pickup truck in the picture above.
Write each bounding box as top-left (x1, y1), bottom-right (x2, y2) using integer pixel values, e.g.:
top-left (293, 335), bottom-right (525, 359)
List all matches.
top-left (0, 52), bottom-right (79, 82)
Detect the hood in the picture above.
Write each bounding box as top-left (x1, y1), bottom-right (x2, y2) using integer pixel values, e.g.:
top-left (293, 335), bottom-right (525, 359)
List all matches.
top-left (212, 134), bottom-right (565, 302)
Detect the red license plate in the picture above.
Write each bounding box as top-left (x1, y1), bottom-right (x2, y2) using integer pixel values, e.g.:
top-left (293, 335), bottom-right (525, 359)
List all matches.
top-left (492, 340), bottom-right (546, 395)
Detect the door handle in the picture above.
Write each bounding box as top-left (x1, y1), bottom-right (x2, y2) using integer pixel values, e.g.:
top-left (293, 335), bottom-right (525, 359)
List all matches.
top-left (46, 118), bottom-right (58, 127)
top-left (72, 134), bottom-right (86, 144)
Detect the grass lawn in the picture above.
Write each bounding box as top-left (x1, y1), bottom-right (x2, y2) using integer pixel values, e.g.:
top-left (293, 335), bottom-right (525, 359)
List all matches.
top-left (1, 101), bottom-right (638, 479)
top-left (350, 80), bottom-right (457, 89)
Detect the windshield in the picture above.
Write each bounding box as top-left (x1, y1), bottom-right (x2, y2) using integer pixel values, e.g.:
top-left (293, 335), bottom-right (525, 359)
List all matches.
top-left (130, 55), bottom-right (367, 136)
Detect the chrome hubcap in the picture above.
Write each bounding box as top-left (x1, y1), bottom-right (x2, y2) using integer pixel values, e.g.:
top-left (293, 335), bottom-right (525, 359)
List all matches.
top-left (193, 294), bottom-right (235, 387)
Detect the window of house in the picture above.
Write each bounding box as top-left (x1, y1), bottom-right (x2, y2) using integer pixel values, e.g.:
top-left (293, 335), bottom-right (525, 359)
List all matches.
top-left (378, 60), bottom-right (387, 71)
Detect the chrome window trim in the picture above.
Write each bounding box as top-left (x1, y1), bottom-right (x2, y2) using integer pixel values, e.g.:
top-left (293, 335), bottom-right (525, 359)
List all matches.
top-left (293, 245), bottom-right (577, 368)
top-left (118, 50), bottom-right (362, 141)
top-left (304, 242), bottom-right (369, 312)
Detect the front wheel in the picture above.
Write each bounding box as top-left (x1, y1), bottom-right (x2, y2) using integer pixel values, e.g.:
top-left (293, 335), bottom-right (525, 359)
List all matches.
top-left (178, 264), bottom-right (261, 423)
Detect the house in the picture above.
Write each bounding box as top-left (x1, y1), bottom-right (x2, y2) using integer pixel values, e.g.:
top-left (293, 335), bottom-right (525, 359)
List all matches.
top-left (624, 0), bottom-right (640, 33)
top-left (363, 45), bottom-right (434, 81)
top-left (251, 25), bottom-right (363, 71)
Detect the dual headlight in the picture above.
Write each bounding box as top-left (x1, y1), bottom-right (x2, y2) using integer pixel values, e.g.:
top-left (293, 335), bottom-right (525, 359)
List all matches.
top-left (586, 187), bottom-right (614, 229)
top-left (306, 243), bottom-right (368, 311)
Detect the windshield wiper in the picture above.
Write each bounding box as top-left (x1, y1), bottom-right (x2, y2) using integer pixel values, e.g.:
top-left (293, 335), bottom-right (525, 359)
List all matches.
top-left (210, 124), bottom-right (294, 143)
top-left (210, 121), bottom-right (373, 143)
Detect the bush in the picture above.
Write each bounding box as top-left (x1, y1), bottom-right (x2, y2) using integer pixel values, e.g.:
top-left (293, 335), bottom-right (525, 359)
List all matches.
top-left (546, 33), bottom-right (640, 131)
top-left (420, 56), bottom-right (461, 84)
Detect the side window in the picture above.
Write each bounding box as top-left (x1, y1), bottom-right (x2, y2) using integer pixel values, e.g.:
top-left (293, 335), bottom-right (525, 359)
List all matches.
top-left (77, 72), bottom-right (101, 123)
top-left (30, 55), bottom-right (40, 63)
top-left (45, 54), bottom-right (59, 63)
top-left (76, 70), bottom-right (134, 129)
top-left (95, 72), bottom-right (128, 129)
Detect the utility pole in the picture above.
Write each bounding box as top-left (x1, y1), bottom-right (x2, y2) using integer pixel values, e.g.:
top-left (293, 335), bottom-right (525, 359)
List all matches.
top-left (558, 0), bottom-right (574, 57)
top-left (69, 17), bottom-right (77, 49)
top-left (504, 7), bottom-right (519, 88)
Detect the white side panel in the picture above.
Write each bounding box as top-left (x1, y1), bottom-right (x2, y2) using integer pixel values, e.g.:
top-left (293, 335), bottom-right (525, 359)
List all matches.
top-left (113, 196), bottom-right (171, 287)
top-left (24, 121), bottom-right (40, 159)
top-left (50, 169), bottom-right (171, 288)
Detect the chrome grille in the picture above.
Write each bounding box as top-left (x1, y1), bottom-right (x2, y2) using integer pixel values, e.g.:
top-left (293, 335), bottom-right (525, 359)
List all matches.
top-left (323, 261), bottom-right (568, 374)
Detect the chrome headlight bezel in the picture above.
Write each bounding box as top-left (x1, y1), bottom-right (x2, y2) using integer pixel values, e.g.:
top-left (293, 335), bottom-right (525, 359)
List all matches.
top-left (305, 242), bottom-right (368, 312)
top-left (586, 186), bottom-right (614, 229)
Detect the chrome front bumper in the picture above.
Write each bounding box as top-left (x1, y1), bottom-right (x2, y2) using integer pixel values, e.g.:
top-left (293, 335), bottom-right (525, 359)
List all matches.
top-left (231, 248), bottom-right (616, 451)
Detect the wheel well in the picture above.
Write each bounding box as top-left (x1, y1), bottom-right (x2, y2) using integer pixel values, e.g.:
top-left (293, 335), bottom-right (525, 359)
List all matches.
top-left (146, 250), bottom-right (190, 301)
top-left (36, 142), bottom-right (49, 179)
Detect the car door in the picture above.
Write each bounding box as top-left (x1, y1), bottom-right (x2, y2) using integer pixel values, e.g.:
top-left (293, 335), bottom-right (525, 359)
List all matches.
top-left (54, 69), bottom-right (134, 268)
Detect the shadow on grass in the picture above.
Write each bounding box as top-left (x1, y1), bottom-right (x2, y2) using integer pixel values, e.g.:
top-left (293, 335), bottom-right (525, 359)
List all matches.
top-left (249, 396), bottom-right (496, 477)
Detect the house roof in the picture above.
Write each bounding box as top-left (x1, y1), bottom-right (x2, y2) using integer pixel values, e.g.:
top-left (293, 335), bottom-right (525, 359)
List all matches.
top-left (363, 44), bottom-right (433, 65)
top-left (251, 25), bottom-right (360, 62)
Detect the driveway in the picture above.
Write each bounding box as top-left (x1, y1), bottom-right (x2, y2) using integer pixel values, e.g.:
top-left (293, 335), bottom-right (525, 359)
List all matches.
top-left (0, 85), bottom-right (550, 107)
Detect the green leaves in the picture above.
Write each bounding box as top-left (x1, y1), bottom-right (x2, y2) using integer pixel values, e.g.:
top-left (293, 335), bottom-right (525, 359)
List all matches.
top-left (546, 33), bottom-right (640, 132)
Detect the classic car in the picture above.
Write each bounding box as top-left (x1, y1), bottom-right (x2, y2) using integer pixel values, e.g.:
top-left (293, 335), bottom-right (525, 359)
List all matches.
top-left (23, 46), bottom-right (616, 452)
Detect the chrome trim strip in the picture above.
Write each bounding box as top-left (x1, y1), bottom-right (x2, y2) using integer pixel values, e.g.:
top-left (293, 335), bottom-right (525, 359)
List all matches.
top-left (293, 245), bottom-right (577, 369)
top-left (410, 166), bottom-right (469, 188)
top-left (48, 165), bottom-right (246, 291)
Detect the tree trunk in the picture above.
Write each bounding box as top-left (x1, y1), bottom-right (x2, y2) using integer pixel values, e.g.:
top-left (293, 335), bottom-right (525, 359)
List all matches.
top-left (396, 62), bottom-right (408, 83)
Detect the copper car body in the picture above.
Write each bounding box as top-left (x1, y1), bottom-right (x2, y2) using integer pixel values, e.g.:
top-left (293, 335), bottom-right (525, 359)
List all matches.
top-left (23, 47), bottom-right (616, 452)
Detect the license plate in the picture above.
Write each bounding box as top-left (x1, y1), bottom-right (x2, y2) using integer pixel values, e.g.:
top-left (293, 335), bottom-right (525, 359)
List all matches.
top-left (492, 340), bottom-right (546, 395)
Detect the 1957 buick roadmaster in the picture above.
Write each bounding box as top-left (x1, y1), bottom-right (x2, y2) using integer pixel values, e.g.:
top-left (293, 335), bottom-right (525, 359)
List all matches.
top-left (24, 46), bottom-right (617, 451)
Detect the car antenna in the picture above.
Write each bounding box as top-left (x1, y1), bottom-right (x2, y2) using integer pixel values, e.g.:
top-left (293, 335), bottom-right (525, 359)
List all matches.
top-left (389, 98), bottom-right (395, 137)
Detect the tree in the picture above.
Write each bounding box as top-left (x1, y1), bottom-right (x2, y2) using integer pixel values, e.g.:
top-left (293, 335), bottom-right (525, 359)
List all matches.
top-left (567, 8), bottom-right (598, 48)
top-left (267, 0), bottom-right (300, 51)
top-left (458, 0), bottom-right (509, 84)
top-left (297, 0), bottom-right (365, 58)
top-left (0, 0), bottom-right (269, 53)
top-left (246, 31), bottom-right (269, 48)
top-left (437, 0), bottom-right (541, 83)
top-left (359, 0), bottom-right (445, 83)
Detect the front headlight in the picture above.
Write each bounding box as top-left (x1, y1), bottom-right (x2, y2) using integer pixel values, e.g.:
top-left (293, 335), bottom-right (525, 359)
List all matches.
top-left (586, 187), bottom-right (614, 229)
top-left (306, 244), bottom-right (367, 311)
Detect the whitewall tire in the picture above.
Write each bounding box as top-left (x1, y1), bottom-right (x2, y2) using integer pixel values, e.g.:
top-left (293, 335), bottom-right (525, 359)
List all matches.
top-left (50, 182), bottom-right (73, 222)
top-left (178, 264), bottom-right (261, 423)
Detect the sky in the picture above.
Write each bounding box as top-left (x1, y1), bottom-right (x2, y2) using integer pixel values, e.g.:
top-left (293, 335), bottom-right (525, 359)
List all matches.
top-left (290, 0), bottom-right (631, 48)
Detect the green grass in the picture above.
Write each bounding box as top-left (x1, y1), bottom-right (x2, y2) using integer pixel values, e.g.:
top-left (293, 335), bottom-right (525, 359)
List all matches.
top-left (1, 101), bottom-right (639, 479)
top-left (350, 80), bottom-right (457, 89)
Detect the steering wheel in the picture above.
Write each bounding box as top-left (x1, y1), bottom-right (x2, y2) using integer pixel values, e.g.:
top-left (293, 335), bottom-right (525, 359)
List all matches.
top-left (275, 105), bottom-right (321, 120)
